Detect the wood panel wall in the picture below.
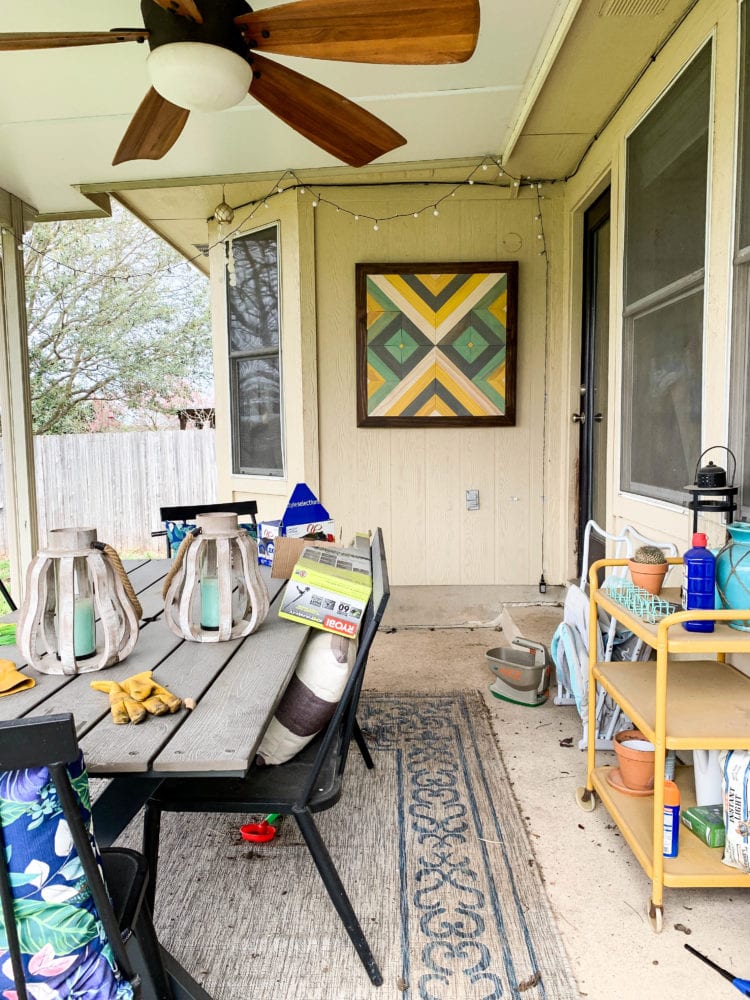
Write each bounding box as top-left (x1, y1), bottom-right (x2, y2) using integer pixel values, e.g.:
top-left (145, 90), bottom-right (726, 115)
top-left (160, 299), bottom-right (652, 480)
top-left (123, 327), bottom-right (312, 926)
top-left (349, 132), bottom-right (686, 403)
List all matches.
top-left (313, 184), bottom-right (564, 585)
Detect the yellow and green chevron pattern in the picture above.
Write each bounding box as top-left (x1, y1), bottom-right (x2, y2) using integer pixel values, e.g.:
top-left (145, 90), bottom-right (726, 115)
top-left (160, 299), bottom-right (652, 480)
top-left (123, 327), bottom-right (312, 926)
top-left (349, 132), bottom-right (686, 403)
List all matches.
top-left (365, 271), bottom-right (509, 419)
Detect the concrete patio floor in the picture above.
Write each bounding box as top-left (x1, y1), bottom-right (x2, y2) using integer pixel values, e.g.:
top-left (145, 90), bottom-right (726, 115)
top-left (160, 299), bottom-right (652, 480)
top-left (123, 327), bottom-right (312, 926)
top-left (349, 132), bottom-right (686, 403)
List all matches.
top-left (365, 585), bottom-right (750, 1000)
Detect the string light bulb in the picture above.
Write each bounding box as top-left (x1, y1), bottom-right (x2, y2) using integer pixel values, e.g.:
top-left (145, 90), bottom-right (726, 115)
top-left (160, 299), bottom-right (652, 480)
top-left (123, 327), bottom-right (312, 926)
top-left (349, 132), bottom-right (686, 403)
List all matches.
top-left (214, 200), bottom-right (234, 225)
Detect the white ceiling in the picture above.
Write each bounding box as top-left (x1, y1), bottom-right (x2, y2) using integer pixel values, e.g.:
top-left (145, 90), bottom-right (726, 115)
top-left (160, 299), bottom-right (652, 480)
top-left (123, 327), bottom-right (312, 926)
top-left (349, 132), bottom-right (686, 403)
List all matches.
top-left (0, 0), bottom-right (571, 217)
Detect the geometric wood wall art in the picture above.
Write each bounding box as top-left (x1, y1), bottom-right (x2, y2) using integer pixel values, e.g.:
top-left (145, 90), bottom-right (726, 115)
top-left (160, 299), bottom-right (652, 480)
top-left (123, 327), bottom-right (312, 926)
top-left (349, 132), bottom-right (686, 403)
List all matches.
top-left (356, 261), bottom-right (518, 427)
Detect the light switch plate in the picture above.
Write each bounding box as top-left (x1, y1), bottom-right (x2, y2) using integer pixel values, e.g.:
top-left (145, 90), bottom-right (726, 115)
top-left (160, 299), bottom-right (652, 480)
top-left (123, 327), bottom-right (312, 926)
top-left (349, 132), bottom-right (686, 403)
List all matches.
top-left (466, 489), bottom-right (480, 510)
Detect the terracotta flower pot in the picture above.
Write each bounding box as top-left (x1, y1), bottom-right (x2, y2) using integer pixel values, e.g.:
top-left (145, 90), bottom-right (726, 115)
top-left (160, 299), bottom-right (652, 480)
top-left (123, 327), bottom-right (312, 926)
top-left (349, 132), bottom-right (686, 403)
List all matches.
top-left (613, 729), bottom-right (655, 791)
top-left (628, 560), bottom-right (667, 595)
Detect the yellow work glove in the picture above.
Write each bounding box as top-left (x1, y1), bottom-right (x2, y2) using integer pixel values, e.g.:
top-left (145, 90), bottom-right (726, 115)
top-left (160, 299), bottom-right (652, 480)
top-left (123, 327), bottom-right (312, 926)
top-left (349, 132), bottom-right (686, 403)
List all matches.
top-left (90, 679), bottom-right (147, 725)
top-left (0, 658), bottom-right (35, 698)
top-left (120, 671), bottom-right (182, 716)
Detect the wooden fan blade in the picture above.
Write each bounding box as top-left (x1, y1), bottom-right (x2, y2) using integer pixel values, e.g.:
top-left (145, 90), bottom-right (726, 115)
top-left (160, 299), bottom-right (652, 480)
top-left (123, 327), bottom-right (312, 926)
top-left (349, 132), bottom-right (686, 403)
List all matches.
top-left (236, 0), bottom-right (479, 64)
top-left (149, 0), bottom-right (204, 25)
top-left (112, 88), bottom-right (189, 165)
top-left (248, 54), bottom-right (405, 167)
top-left (0, 30), bottom-right (148, 51)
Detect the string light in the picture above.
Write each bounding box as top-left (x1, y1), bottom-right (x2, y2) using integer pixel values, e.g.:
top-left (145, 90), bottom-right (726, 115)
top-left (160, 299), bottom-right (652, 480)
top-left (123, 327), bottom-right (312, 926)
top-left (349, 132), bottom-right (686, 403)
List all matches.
top-left (20, 157), bottom-right (553, 282)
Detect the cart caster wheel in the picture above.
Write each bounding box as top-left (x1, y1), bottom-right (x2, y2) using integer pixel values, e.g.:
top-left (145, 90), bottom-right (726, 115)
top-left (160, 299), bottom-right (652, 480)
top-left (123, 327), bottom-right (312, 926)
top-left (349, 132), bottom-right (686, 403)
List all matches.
top-left (576, 786), bottom-right (596, 812)
top-left (648, 902), bottom-right (663, 933)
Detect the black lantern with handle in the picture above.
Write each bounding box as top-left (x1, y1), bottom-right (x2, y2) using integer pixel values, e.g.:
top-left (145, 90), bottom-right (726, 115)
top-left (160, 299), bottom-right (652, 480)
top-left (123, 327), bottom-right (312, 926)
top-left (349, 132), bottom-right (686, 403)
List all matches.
top-left (684, 446), bottom-right (738, 534)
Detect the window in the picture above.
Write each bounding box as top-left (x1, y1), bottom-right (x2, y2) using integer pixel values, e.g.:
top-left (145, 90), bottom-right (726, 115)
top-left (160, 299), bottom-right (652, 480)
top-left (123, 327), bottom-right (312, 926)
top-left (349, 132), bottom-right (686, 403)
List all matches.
top-left (621, 44), bottom-right (712, 502)
top-left (226, 224), bottom-right (284, 477)
top-left (731, 2), bottom-right (750, 514)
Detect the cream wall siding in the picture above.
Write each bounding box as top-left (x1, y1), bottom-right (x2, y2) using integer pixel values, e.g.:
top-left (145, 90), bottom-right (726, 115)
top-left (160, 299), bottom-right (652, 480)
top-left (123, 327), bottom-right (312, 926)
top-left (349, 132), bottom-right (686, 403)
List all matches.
top-left (313, 185), bottom-right (563, 585)
top-left (562, 0), bottom-right (739, 563)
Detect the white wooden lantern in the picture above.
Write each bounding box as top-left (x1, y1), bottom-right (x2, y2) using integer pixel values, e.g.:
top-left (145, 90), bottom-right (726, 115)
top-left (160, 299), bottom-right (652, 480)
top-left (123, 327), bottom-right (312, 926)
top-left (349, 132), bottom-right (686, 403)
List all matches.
top-left (17, 527), bottom-right (140, 675)
top-left (163, 512), bottom-right (270, 642)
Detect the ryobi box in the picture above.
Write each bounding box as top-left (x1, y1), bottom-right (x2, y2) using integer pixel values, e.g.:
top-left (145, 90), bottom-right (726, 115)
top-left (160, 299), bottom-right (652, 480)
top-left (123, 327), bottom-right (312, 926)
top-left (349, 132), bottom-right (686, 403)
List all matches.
top-left (278, 545), bottom-right (372, 639)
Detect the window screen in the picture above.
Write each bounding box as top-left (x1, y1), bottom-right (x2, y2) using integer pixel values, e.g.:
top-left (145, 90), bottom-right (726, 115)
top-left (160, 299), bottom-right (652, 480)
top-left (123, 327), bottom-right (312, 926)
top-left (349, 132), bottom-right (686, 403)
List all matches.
top-left (226, 225), bottom-right (284, 477)
top-left (621, 44), bottom-right (711, 501)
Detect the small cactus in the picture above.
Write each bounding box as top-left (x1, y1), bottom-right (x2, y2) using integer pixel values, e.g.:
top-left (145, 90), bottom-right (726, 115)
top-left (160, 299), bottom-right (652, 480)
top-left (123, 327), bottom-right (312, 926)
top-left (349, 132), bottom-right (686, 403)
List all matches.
top-left (632, 544), bottom-right (667, 565)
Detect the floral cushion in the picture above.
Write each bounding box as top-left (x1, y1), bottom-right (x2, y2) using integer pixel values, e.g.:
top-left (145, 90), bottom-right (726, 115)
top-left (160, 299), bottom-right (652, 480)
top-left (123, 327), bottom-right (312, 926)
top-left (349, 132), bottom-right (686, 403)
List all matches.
top-left (0, 753), bottom-right (134, 1000)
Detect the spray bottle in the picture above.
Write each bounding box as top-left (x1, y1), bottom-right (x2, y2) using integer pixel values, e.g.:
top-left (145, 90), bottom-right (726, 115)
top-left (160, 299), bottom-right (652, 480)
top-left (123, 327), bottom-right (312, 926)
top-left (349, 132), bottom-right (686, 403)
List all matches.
top-left (682, 532), bottom-right (716, 633)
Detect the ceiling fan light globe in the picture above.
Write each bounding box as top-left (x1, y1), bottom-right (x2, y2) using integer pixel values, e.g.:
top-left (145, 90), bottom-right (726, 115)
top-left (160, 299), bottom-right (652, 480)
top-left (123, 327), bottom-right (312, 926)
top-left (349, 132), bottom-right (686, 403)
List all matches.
top-left (147, 42), bottom-right (251, 112)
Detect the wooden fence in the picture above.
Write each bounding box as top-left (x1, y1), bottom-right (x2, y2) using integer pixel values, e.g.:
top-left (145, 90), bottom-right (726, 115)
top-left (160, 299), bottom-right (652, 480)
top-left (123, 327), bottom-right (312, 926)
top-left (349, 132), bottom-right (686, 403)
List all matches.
top-left (0, 429), bottom-right (217, 556)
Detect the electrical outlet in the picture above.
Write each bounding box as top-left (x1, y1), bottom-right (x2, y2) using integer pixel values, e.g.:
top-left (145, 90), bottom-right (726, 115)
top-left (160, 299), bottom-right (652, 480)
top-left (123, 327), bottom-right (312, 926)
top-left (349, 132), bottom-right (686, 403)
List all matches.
top-left (466, 489), bottom-right (480, 511)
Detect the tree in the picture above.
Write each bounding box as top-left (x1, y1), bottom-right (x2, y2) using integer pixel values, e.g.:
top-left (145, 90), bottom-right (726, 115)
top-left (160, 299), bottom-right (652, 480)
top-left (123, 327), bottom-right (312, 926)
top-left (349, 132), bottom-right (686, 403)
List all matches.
top-left (24, 205), bottom-right (212, 435)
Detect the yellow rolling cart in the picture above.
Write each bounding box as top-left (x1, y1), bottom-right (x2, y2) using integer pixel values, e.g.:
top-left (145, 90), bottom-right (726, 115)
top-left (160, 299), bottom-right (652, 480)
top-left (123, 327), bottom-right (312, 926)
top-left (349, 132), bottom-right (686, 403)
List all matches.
top-left (576, 557), bottom-right (750, 931)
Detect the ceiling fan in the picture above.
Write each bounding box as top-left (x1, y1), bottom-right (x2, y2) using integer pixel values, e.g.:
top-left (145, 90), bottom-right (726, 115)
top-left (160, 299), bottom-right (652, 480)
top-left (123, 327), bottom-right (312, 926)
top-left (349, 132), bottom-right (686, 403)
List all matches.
top-left (0, 0), bottom-right (480, 169)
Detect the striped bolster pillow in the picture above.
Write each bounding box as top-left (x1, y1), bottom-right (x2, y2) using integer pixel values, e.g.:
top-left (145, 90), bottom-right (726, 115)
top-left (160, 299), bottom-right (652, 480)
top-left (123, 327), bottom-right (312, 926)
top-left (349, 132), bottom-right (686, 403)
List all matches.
top-left (255, 630), bottom-right (356, 765)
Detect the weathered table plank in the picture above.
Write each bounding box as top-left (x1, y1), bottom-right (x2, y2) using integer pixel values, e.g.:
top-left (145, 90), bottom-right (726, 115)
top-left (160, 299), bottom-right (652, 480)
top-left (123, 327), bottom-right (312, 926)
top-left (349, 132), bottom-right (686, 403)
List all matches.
top-left (152, 606), bottom-right (309, 773)
top-left (28, 623), bottom-right (185, 737)
top-left (81, 631), bottom-right (246, 773)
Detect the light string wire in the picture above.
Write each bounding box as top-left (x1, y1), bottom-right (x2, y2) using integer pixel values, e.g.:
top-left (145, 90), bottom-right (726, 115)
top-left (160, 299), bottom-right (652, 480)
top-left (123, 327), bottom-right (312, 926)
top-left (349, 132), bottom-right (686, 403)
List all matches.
top-left (535, 184), bottom-right (550, 591)
top-left (13, 153), bottom-right (549, 282)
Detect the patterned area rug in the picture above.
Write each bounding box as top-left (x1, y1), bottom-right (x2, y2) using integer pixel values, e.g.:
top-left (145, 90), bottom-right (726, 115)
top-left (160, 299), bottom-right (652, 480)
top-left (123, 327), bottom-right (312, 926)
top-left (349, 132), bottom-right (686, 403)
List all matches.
top-left (138, 691), bottom-right (580, 1000)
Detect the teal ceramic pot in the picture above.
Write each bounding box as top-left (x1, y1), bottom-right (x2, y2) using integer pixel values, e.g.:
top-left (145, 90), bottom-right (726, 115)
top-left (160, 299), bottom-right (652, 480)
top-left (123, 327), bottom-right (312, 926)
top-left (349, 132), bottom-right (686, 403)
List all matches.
top-left (715, 522), bottom-right (750, 630)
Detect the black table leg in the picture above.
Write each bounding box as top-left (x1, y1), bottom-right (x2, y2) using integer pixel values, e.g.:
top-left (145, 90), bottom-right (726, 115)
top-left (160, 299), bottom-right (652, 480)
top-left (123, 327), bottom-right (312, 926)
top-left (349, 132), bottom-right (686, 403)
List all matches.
top-left (93, 776), bottom-right (165, 846)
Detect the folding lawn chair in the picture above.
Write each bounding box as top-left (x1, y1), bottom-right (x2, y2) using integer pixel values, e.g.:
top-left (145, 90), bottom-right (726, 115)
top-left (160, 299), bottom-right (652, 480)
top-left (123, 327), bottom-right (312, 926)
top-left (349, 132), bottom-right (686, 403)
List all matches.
top-left (551, 519), bottom-right (678, 749)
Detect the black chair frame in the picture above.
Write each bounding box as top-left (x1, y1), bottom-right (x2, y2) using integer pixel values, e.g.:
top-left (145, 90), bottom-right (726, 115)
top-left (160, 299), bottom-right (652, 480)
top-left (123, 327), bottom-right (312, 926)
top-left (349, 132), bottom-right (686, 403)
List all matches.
top-left (151, 501), bottom-right (258, 556)
top-left (142, 528), bottom-right (390, 987)
top-left (0, 714), bottom-right (173, 1000)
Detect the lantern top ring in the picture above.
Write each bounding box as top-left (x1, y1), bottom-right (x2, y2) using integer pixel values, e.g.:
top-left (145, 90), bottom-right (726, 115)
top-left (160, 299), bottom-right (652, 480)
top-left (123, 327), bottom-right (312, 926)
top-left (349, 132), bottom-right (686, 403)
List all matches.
top-left (195, 512), bottom-right (242, 538)
top-left (43, 526), bottom-right (99, 556)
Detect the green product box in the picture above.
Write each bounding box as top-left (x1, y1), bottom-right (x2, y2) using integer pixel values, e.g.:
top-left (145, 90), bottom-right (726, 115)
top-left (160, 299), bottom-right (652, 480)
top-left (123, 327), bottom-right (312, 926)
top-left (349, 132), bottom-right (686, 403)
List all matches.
top-left (681, 804), bottom-right (725, 848)
top-left (278, 544), bottom-right (372, 639)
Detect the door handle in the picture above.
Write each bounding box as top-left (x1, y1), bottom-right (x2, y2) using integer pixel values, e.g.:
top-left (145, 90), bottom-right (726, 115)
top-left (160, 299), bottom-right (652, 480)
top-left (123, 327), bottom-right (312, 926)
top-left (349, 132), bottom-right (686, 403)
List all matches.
top-left (572, 412), bottom-right (586, 424)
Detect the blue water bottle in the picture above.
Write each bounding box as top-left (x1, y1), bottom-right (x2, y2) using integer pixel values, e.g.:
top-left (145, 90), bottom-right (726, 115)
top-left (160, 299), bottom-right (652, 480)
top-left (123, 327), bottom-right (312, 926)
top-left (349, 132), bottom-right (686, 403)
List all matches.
top-left (682, 532), bottom-right (716, 632)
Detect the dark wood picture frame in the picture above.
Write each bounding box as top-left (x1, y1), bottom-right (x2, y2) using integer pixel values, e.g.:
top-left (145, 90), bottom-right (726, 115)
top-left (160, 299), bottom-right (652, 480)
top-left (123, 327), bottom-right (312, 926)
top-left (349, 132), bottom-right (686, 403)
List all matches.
top-left (356, 261), bottom-right (518, 428)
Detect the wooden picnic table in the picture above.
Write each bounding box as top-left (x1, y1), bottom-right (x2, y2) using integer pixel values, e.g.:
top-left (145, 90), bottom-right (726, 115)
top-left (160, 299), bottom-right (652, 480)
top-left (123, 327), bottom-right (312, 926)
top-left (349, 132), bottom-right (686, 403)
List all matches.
top-left (0, 557), bottom-right (309, 1000)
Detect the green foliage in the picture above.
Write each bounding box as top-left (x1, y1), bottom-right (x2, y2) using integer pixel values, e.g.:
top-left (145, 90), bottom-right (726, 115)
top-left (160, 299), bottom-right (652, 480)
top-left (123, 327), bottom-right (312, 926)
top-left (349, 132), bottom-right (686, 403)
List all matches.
top-left (24, 205), bottom-right (212, 435)
top-left (632, 545), bottom-right (667, 564)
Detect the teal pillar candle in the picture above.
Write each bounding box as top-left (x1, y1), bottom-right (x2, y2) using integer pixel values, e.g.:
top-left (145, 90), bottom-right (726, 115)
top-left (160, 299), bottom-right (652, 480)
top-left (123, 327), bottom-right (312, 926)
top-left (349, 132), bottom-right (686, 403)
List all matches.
top-left (73, 596), bottom-right (96, 658)
top-left (715, 521), bottom-right (750, 630)
top-left (200, 576), bottom-right (220, 630)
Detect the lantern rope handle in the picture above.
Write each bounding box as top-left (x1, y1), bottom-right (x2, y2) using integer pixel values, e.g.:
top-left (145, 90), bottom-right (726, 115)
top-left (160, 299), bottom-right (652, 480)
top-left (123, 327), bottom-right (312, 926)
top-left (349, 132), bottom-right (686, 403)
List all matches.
top-left (97, 543), bottom-right (143, 621)
top-left (162, 529), bottom-right (200, 599)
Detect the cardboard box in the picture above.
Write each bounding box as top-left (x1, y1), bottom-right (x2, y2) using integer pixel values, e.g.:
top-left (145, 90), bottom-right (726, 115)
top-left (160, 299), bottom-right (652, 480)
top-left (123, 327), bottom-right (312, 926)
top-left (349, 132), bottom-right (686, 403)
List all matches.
top-left (257, 485), bottom-right (335, 566)
top-left (281, 483), bottom-right (335, 539)
top-left (270, 537), bottom-right (335, 579)
top-left (257, 520), bottom-right (282, 567)
top-left (278, 544), bottom-right (372, 638)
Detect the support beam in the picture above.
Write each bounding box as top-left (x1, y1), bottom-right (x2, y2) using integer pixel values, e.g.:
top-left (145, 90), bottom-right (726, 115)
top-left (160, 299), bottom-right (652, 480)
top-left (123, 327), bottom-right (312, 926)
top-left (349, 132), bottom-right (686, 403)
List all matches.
top-left (0, 192), bottom-right (38, 600)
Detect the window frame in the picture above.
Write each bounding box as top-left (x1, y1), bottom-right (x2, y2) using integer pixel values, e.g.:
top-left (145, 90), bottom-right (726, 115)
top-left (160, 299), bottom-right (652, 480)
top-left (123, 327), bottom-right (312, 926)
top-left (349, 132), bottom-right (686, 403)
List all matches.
top-left (226, 222), bottom-right (286, 479)
top-left (620, 41), bottom-right (713, 505)
top-left (730, 0), bottom-right (750, 517)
